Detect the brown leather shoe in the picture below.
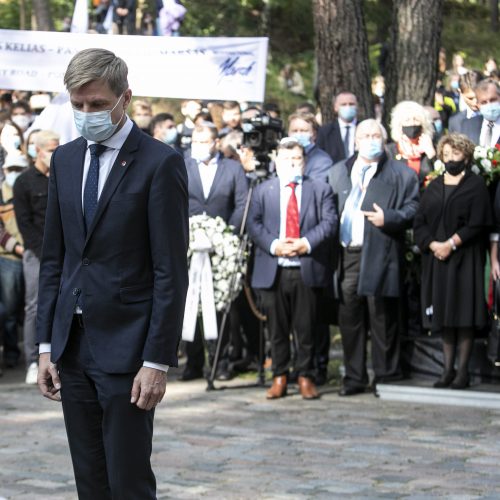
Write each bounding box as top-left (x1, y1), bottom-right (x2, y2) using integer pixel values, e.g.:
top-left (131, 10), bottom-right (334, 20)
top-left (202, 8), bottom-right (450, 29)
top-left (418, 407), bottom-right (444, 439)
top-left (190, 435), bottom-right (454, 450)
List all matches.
top-left (266, 375), bottom-right (288, 399)
top-left (298, 376), bottom-right (319, 400)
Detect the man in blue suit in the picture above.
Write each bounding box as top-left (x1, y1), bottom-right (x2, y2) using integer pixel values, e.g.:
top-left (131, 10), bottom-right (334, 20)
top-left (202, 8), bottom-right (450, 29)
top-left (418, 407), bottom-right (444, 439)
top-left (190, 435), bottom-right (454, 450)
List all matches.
top-left (36, 49), bottom-right (189, 499)
top-left (182, 122), bottom-right (248, 380)
top-left (288, 111), bottom-right (333, 182)
top-left (247, 138), bottom-right (337, 400)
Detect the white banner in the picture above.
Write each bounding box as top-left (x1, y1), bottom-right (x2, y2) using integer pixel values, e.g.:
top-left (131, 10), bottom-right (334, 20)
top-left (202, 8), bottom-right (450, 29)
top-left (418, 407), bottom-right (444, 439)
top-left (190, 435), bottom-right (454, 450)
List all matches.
top-left (0, 30), bottom-right (268, 102)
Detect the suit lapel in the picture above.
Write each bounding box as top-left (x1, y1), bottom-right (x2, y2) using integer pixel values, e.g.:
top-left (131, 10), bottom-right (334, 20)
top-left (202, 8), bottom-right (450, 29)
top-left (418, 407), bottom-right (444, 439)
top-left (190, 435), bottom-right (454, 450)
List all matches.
top-left (84, 126), bottom-right (141, 246)
top-left (207, 159), bottom-right (224, 201)
top-left (187, 159), bottom-right (205, 201)
top-left (72, 137), bottom-right (87, 237)
top-left (300, 179), bottom-right (313, 229)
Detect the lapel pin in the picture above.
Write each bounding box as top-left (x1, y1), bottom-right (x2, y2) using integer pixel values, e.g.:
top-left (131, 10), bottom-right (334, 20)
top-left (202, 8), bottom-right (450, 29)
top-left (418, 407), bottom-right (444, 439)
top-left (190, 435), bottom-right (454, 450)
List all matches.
top-left (121, 160), bottom-right (127, 167)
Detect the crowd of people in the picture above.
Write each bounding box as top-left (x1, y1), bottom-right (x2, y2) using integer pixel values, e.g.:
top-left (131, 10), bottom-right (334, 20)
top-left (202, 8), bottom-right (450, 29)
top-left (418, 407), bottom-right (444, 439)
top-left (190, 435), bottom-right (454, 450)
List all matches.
top-left (0, 53), bottom-right (499, 400)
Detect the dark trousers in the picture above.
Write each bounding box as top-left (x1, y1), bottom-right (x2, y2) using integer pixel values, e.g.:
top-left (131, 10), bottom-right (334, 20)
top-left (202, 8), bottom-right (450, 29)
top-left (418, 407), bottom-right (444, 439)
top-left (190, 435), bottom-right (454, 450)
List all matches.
top-left (185, 313), bottom-right (229, 372)
top-left (59, 317), bottom-right (156, 500)
top-left (338, 249), bottom-right (401, 388)
top-left (260, 267), bottom-right (317, 379)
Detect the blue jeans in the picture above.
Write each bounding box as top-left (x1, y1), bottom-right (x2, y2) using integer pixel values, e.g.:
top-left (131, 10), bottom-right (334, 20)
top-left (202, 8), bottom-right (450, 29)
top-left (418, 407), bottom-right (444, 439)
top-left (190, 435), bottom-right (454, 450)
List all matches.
top-left (0, 256), bottom-right (24, 365)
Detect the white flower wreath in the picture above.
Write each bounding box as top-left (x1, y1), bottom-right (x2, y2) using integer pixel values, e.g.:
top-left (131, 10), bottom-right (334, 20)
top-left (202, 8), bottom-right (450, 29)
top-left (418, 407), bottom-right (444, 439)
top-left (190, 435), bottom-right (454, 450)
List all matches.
top-left (187, 214), bottom-right (245, 311)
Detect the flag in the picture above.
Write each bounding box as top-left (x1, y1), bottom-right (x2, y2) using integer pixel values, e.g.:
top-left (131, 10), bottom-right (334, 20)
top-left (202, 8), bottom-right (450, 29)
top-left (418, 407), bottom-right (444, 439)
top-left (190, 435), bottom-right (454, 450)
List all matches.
top-left (71, 0), bottom-right (89, 33)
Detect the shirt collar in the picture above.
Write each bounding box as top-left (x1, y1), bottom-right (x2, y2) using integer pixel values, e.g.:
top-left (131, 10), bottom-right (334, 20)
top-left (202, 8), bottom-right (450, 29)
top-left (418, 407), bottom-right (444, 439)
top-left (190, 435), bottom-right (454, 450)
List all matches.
top-left (87, 115), bottom-right (134, 151)
top-left (338, 117), bottom-right (357, 128)
top-left (197, 155), bottom-right (218, 167)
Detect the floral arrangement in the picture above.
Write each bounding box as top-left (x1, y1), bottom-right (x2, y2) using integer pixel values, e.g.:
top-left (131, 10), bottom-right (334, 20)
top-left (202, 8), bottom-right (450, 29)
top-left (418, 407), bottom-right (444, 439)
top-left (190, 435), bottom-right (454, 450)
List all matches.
top-left (471, 144), bottom-right (500, 185)
top-left (188, 214), bottom-right (245, 311)
top-left (425, 144), bottom-right (500, 187)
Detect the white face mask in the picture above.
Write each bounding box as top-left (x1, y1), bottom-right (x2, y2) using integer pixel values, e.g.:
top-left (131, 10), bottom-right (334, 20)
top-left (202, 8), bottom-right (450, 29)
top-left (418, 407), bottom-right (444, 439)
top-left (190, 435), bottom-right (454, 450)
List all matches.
top-left (191, 143), bottom-right (213, 162)
top-left (73, 94), bottom-right (124, 142)
top-left (276, 164), bottom-right (303, 184)
top-left (11, 114), bottom-right (31, 132)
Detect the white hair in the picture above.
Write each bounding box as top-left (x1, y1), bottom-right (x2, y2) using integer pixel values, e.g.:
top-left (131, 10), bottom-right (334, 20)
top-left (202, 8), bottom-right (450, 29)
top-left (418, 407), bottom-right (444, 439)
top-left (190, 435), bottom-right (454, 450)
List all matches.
top-left (390, 101), bottom-right (434, 143)
top-left (355, 118), bottom-right (388, 142)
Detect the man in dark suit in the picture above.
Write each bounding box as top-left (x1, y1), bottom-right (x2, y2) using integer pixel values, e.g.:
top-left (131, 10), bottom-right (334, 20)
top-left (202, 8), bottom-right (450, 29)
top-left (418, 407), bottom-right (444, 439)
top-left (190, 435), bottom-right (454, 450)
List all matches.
top-left (248, 138), bottom-right (337, 400)
top-left (462, 79), bottom-right (500, 147)
top-left (182, 122), bottom-right (248, 380)
top-left (316, 91), bottom-right (358, 164)
top-left (288, 112), bottom-right (333, 182)
top-left (329, 119), bottom-right (419, 396)
top-left (36, 49), bottom-right (189, 499)
top-left (448, 71), bottom-right (482, 133)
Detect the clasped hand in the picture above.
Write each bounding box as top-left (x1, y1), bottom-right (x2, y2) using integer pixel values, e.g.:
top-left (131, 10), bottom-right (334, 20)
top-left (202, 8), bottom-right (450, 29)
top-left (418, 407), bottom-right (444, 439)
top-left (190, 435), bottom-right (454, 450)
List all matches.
top-left (429, 240), bottom-right (452, 261)
top-left (275, 238), bottom-right (308, 257)
top-left (362, 203), bottom-right (384, 227)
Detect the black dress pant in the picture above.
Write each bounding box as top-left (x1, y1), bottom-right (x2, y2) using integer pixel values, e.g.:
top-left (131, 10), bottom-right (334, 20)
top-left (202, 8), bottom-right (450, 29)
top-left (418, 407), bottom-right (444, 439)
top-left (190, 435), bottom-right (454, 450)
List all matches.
top-left (338, 249), bottom-right (401, 388)
top-left (59, 316), bottom-right (156, 500)
top-left (260, 267), bottom-right (317, 379)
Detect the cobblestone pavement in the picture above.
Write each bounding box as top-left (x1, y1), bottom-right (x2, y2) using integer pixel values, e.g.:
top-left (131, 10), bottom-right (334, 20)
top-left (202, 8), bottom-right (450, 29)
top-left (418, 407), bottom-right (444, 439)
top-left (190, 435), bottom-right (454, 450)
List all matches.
top-left (1, 366), bottom-right (500, 499)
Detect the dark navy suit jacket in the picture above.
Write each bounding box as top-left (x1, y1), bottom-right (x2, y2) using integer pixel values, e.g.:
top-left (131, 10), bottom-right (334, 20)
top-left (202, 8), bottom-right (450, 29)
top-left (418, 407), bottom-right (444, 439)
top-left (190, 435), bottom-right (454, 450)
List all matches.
top-left (305, 144), bottom-right (334, 182)
top-left (316, 120), bottom-right (347, 164)
top-left (247, 177), bottom-right (337, 289)
top-left (36, 124), bottom-right (189, 373)
top-left (462, 115), bottom-right (500, 146)
top-left (186, 156), bottom-right (248, 231)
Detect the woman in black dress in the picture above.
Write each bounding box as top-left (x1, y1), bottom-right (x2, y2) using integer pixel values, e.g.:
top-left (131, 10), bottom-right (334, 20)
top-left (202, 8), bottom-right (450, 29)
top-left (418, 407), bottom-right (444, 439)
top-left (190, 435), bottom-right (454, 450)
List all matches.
top-left (414, 133), bottom-right (492, 389)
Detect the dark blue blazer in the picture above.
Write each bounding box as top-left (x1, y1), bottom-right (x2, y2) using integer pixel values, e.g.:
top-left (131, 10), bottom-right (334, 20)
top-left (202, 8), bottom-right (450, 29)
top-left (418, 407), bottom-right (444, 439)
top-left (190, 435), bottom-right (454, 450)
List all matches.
top-left (186, 156), bottom-right (248, 231)
top-left (316, 120), bottom-right (346, 164)
top-left (462, 115), bottom-right (500, 146)
top-left (247, 177), bottom-right (337, 289)
top-left (36, 124), bottom-right (189, 373)
top-left (448, 110), bottom-right (467, 133)
top-left (305, 144), bottom-right (334, 182)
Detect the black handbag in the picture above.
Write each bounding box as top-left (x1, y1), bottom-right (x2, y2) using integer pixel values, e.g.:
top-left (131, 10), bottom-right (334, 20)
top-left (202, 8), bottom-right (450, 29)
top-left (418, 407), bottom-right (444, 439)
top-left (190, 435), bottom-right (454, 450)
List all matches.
top-left (488, 279), bottom-right (500, 366)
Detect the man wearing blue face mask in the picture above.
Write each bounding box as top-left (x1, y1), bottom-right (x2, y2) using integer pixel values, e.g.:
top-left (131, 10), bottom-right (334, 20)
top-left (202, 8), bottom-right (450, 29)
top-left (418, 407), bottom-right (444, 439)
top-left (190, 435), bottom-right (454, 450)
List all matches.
top-left (35, 48), bottom-right (189, 499)
top-left (288, 112), bottom-right (333, 183)
top-left (317, 91), bottom-right (358, 163)
top-left (151, 112), bottom-right (183, 155)
top-left (462, 79), bottom-right (500, 148)
top-left (328, 119), bottom-right (419, 396)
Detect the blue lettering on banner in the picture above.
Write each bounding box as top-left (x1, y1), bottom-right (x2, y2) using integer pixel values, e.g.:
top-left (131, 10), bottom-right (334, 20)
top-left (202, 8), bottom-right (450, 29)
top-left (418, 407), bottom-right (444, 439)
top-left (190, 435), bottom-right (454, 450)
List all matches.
top-left (218, 57), bottom-right (256, 82)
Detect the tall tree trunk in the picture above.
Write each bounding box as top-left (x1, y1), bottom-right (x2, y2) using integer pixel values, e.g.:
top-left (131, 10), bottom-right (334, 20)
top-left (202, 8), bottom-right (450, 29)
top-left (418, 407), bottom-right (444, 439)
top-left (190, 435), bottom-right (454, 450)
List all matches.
top-left (31, 0), bottom-right (54, 31)
top-left (312, 0), bottom-right (373, 124)
top-left (383, 0), bottom-right (444, 129)
top-left (19, 0), bottom-right (26, 30)
top-left (491, 0), bottom-right (499, 32)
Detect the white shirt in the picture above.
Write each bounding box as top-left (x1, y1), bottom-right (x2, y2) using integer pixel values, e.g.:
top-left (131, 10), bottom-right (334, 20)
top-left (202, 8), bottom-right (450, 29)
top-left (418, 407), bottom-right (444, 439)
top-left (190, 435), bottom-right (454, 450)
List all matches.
top-left (338, 118), bottom-right (357, 157)
top-left (40, 116), bottom-right (168, 373)
top-left (269, 179), bottom-right (311, 266)
top-left (340, 159), bottom-right (377, 247)
top-left (197, 156), bottom-right (218, 199)
top-left (479, 116), bottom-right (500, 148)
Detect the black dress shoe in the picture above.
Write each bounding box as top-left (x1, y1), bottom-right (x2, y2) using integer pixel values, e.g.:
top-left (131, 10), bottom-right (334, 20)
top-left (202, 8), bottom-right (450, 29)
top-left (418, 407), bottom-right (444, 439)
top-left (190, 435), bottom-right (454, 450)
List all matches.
top-left (338, 386), bottom-right (365, 396)
top-left (315, 369), bottom-right (328, 386)
top-left (179, 367), bottom-right (203, 381)
top-left (215, 367), bottom-right (234, 381)
top-left (433, 370), bottom-right (456, 388)
top-left (450, 373), bottom-right (470, 390)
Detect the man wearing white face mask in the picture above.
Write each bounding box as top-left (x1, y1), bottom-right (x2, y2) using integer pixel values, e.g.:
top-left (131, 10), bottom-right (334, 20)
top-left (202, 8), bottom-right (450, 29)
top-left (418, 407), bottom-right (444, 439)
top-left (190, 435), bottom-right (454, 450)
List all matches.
top-left (248, 138), bottom-right (337, 400)
top-left (329, 119), bottom-right (419, 396)
top-left (13, 130), bottom-right (59, 384)
top-left (0, 151), bottom-right (27, 369)
top-left (181, 122), bottom-right (248, 381)
top-left (317, 91), bottom-right (358, 163)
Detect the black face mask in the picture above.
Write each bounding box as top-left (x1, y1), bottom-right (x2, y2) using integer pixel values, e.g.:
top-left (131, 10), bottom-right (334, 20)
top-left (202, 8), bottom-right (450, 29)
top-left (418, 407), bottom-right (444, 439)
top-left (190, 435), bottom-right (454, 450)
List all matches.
top-left (402, 125), bottom-right (423, 139)
top-left (445, 160), bottom-right (467, 176)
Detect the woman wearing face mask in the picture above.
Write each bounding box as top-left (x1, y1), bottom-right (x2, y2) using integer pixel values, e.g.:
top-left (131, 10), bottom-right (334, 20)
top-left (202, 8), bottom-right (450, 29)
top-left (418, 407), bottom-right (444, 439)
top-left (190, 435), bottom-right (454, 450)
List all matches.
top-left (388, 100), bottom-right (437, 188)
top-left (24, 129), bottom-right (41, 165)
top-left (414, 133), bottom-right (492, 389)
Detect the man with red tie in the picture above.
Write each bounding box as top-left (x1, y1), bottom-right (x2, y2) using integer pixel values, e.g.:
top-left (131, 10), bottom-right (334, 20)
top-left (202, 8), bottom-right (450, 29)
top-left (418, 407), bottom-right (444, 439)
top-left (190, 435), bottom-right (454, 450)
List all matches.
top-left (247, 138), bottom-right (337, 399)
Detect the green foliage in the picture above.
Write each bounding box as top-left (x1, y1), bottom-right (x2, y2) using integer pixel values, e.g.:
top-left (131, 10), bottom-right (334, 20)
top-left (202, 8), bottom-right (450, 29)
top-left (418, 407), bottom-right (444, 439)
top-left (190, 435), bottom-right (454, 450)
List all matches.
top-left (0, 0), bottom-right (22, 29)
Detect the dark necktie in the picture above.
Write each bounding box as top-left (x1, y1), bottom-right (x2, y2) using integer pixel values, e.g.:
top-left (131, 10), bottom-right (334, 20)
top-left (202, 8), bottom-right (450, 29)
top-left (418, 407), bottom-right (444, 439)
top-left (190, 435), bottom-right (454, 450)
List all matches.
top-left (344, 125), bottom-right (351, 157)
top-left (84, 143), bottom-right (107, 231)
top-left (286, 182), bottom-right (300, 238)
top-left (485, 120), bottom-right (494, 148)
